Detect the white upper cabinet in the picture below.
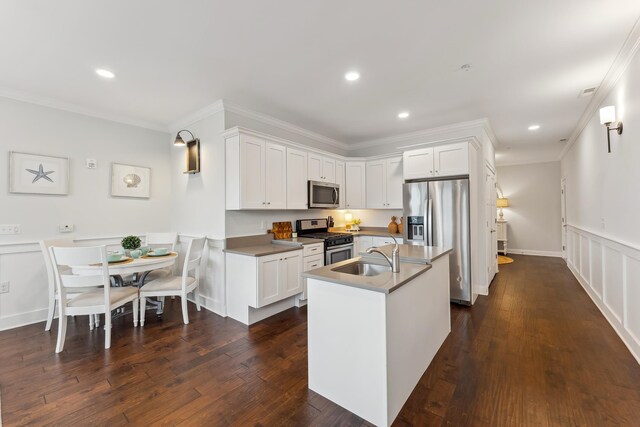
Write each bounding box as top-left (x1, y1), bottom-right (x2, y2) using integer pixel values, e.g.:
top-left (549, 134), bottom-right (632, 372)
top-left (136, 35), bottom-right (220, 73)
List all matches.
top-left (366, 156), bottom-right (402, 209)
top-left (366, 160), bottom-right (386, 209)
top-left (403, 142), bottom-right (469, 181)
top-left (265, 142), bottom-right (287, 209)
top-left (386, 156), bottom-right (403, 209)
top-left (434, 142), bottom-right (469, 177)
top-left (322, 158), bottom-right (336, 183)
top-left (286, 147), bottom-right (308, 210)
top-left (345, 161), bottom-right (366, 209)
top-left (308, 153), bottom-right (336, 183)
top-left (336, 160), bottom-right (346, 209)
top-left (226, 132), bottom-right (286, 210)
top-left (403, 147), bottom-right (434, 180)
top-left (238, 134), bottom-right (266, 209)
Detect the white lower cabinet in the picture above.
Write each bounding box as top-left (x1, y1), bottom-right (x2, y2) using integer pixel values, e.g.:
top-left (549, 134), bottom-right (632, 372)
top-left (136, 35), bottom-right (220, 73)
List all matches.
top-left (257, 251), bottom-right (303, 307)
top-left (297, 243), bottom-right (325, 303)
top-left (226, 249), bottom-right (303, 325)
top-left (355, 235), bottom-right (404, 255)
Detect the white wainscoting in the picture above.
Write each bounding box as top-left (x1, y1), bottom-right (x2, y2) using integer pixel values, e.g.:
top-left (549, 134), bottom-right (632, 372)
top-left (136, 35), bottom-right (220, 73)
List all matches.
top-left (566, 224), bottom-right (640, 363)
top-left (0, 234), bottom-right (226, 331)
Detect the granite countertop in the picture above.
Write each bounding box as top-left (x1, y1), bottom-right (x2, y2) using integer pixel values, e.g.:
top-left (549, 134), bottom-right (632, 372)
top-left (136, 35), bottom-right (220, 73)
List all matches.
top-left (360, 244), bottom-right (452, 264)
top-left (302, 256), bottom-right (431, 294)
top-left (224, 244), bottom-right (303, 257)
top-left (272, 237), bottom-right (324, 247)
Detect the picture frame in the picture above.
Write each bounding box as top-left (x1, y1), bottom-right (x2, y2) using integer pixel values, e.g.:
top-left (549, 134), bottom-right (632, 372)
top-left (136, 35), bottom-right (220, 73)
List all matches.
top-left (110, 163), bottom-right (151, 198)
top-left (9, 151), bottom-right (69, 195)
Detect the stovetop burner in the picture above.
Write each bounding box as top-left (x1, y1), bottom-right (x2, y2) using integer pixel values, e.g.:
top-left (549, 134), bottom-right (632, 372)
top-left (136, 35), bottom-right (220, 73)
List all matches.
top-left (304, 231), bottom-right (352, 240)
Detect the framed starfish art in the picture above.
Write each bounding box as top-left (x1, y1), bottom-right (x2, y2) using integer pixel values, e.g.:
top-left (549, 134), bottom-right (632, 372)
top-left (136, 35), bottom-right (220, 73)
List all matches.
top-left (9, 152), bottom-right (69, 195)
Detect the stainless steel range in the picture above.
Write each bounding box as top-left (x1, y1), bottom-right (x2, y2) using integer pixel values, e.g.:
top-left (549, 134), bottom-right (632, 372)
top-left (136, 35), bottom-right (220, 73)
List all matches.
top-left (296, 218), bottom-right (354, 265)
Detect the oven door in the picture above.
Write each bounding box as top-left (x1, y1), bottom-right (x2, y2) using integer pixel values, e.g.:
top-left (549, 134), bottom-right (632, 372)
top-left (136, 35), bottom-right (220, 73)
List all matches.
top-left (325, 243), bottom-right (354, 265)
top-left (309, 181), bottom-right (339, 209)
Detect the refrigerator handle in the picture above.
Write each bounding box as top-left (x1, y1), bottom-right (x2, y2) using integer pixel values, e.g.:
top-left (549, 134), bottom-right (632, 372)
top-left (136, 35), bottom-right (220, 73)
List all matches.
top-left (427, 198), bottom-right (433, 246)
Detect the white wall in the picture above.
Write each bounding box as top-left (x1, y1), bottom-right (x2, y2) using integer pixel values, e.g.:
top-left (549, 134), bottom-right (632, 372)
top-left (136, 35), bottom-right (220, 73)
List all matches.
top-left (0, 97), bottom-right (171, 329)
top-left (497, 161), bottom-right (562, 256)
top-left (170, 110), bottom-right (227, 315)
top-left (561, 42), bottom-right (640, 363)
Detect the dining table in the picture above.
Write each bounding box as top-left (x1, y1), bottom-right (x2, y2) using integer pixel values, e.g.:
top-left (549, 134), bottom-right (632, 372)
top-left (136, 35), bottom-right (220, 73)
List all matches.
top-left (70, 252), bottom-right (178, 315)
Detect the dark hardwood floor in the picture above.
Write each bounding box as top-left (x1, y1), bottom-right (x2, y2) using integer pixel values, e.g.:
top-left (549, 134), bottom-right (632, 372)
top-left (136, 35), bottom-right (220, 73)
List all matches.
top-left (2, 255), bottom-right (640, 426)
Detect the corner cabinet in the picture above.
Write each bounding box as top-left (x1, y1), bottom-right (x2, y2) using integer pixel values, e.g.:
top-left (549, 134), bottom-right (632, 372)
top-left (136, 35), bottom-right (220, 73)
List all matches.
top-left (366, 156), bottom-right (402, 209)
top-left (226, 249), bottom-right (303, 325)
top-left (226, 132), bottom-right (287, 210)
top-left (403, 142), bottom-right (469, 181)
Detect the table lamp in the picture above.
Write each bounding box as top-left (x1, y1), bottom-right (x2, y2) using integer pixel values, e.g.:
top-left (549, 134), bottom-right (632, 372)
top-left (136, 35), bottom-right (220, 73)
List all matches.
top-left (496, 198), bottom-right (509, 220)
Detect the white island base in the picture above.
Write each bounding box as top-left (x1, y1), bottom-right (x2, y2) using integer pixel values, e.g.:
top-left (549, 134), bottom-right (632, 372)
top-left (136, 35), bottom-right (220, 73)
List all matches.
top-left (307, 255), bottom-right (451, 427)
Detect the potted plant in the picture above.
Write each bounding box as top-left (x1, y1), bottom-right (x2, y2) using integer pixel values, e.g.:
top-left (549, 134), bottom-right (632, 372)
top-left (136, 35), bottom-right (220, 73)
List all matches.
top-left (121, 235), bottom-right (141, 256)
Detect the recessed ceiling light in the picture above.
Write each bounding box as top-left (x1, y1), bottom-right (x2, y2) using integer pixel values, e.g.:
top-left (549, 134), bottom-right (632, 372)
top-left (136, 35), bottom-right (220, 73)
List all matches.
top-left (95, 68), bottom-right (115, 79)
top-left (398, 112), bottom-right (410, 119)
top-left (344, 71), bottom-right (360, 81)
top-left (528, 124), bottom-right (540, 131)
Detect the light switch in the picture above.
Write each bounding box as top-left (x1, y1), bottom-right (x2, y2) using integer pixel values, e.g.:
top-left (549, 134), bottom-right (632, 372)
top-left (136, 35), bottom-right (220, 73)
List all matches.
top-left (59, 224), bottom-right (74, 233)
top-left (86, 158), bottom-right (97, 169)
top-left (0, 224), bottom-right (20, 235)
top-left (0, 282), bottom-right (9, 294)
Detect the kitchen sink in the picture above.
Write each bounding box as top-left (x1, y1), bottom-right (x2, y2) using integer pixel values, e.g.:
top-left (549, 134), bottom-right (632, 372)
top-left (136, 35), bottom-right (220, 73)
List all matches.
top-left (332, 261), bottom-right (391, 277)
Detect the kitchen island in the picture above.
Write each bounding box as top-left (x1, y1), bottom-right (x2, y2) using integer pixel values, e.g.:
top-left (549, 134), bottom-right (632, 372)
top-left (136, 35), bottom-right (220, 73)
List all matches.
top-left (302, 246), bottom-right (451, 427)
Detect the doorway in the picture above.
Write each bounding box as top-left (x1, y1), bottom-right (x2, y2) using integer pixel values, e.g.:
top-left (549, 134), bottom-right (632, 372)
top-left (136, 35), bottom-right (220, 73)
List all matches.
top-left (561, 178), bottom-right (567, 260)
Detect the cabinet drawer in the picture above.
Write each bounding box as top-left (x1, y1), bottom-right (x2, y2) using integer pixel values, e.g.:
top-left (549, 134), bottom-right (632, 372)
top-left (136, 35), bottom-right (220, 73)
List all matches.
top-left (372, 236), bottom-right (404, 246)
top-left (303, 243), bottom-right (324, 257)
top-left (303, 254), bottom-right (324, 271)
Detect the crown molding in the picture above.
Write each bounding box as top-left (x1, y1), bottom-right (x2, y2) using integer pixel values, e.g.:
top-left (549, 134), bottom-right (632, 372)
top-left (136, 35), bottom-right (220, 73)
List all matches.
top-left (167, 99), bottom-right (225, 132)
top-left (221, 100), bottom-right (350, 151)
top-left (0, 87), bottom-right (168, 133)
top-left (348, 118), bottom-right (494, 151)
top-left (559, 15), bottom-right (640, 161)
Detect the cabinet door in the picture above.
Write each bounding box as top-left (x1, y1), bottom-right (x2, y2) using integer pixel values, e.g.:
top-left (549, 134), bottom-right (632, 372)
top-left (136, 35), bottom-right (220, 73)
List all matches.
top-left (403, 148), bottom-right (434, 181)
top-left (240, 135), bottom-right (266, 209)
top-left (335, 160), bottom-right (345, 209)
top-left (280, 252), bottom-right (303, 297)
top-left (257, 254), bottom-right (280, 307)
top-left (308, 153), bottom-right (323, 182)
top-left (356, 236), bottom-right (374, 254)
top-left (323, 158), bottom-right (336, 183)
top-left (434, 142), bottom-right (469, 177)
top-left (345, 162), bottom-right (366, 209)
top-left (286, 147), bottom-right (308, 209)
top-left (386, 157), bottom-right (404, 209)
top-left (366, 160), bottom-right (387, 209)
top-left (265, 142), bottom-right (287, 209)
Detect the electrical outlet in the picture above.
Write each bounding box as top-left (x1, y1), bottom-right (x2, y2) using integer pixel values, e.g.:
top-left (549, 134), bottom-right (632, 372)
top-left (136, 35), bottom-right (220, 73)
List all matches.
top-left (86, 158), bottom-right (97, 169)
top-left (260, 220), bottom-right (266, 230)
top-left (59, 224), bottom-right (74, 233)
top-left (0, 224), bottom-right (21, 235)
top-left (0, 282), bottom-right (9, 294)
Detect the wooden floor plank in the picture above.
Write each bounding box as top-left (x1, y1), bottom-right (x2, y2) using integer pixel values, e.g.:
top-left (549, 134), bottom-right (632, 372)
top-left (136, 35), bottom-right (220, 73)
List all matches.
top-left (1, 255), bottom-right (640, 425)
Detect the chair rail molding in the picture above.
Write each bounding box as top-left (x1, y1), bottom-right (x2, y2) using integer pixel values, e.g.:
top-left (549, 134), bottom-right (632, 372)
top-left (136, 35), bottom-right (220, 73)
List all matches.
top-left (565, 224), bottom-right (640, 364)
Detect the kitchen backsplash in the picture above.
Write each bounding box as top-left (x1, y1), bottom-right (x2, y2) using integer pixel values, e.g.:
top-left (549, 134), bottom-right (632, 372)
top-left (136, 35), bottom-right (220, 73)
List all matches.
top-left (225, 209), bottom-right (403, 237)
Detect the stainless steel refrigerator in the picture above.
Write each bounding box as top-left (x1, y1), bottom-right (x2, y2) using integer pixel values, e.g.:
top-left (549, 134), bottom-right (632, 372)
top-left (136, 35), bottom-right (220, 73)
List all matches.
top-left (403, 178), bottom-right (472, 304)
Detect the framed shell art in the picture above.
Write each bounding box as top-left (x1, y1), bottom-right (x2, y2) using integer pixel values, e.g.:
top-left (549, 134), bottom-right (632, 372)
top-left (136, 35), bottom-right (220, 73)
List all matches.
top-left (9, 151), bottom-right (69, 195)
top-left (110, 163), bottom-right (151, 198)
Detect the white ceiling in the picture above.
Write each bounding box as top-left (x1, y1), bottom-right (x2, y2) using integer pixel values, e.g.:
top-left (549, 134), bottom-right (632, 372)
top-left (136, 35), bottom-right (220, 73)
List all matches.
top-left (1, 1), bottom-right (639, 164)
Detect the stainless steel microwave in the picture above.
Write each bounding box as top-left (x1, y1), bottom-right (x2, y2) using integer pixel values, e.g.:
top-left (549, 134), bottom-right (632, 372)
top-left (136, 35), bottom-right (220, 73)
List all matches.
top-left (308, 181), bottom-right (340, 209)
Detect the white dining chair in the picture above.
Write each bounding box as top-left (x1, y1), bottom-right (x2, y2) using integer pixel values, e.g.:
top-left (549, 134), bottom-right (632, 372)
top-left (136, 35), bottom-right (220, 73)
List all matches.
top-left (143, 232), bottom-right (178, 282)
top-left (139, 237), bottom-right (206, 325)
top-left (40, 239), bottom-right (100, 332)
top-left (50, 245), bottom-right (139, 353)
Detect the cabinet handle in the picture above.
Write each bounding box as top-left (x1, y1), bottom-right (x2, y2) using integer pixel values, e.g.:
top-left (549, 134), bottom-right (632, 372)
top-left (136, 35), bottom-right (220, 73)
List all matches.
top-left (267, 202), bottom-right (271, 205)
top-left (435, 170), bottom-right (439, 174)
top-left (262, 202), bottom-right (266, 205)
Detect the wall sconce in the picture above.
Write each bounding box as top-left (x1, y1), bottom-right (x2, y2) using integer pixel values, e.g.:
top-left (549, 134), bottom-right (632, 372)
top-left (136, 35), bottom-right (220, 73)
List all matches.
top-left (173, 129), bottom-right (201, 174)
top-left (599, 106), bottom-right (623, 153)
top-left (496, 197), bottom-right (509, 220)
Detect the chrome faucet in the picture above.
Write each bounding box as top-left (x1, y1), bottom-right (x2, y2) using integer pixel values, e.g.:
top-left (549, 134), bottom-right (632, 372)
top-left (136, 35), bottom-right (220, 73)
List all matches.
top-left (365, 235), bottom-right (400, 273)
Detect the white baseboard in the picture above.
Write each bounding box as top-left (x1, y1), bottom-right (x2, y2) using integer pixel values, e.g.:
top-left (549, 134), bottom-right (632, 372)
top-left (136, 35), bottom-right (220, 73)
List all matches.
top-left (507, 248), bottom-right (562, 257)
top-left (0, 308), bottom-right (47, 331)
top-left (187, 294), bottom-right (225, 317)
